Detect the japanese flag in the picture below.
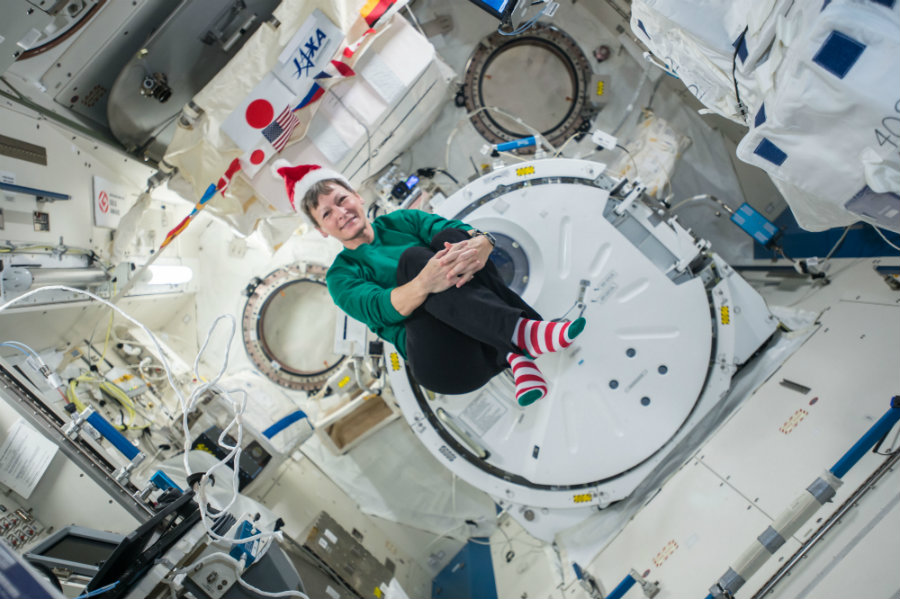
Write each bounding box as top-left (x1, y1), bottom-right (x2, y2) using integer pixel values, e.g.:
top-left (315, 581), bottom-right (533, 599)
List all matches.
top-left (222, 73), bottom-right (296, 152)
top-left (239, 139), bottom-right (277, 178)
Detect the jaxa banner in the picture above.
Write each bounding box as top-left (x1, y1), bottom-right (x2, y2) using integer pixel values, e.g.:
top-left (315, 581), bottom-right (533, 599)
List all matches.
top-left (221, 9), bottom-right (342, 154)
top-left (274, 8), bottom-right (343, 96)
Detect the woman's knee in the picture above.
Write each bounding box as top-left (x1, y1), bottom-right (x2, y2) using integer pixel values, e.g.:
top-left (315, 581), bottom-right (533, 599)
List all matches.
top-left (430, 228), bottom-right (470, 251)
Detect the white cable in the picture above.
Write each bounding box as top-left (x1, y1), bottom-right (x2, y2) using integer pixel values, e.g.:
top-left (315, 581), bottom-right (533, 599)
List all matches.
top-left (170, 550), bottom-right (309, 599)
top-left (1, 286), bottom-right (188, 413)
top-left (403, 4), bottom-right (426, 37)
top-left (426, 524), bottom-right (465, 551)
top-left (0, 340), bottom-right (41, 359)
top-left (552, 132), bottom-right (581, 158)
top-left (171, 551), bottom-right (235, 577)
top-left (0, 287), bottom-right (307, 599)
top-left (0, 286), bottom-right (281, 548)
top-left (667, 194), bottom-right (733, 215)
top-left (872, 224), bottom-right (900, 252)
top-left (236, 576), bottom-right (310, 599)
top-left (497, 150), bottom-right (527, 163)
top-left (196, 388), bottom-right (246, 519)
top-left (444, 105), bottom-right (557, 174)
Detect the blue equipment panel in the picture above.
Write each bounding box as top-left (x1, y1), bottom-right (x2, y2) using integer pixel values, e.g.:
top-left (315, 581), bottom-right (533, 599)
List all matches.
top-left (730, 202), bottom-right (780, 246)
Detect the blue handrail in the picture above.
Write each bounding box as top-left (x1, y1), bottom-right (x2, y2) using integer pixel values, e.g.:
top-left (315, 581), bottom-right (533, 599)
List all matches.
top-left (0, 181), bottom-right (70, 202)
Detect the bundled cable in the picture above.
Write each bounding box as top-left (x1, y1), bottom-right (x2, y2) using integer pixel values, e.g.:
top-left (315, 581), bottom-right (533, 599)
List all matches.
top-left (0, 286), bottom-right (306, 597)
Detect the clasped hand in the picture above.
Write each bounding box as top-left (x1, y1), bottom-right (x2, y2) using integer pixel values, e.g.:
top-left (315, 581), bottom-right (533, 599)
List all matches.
top-left (417, 237), bottom-right (492, 293)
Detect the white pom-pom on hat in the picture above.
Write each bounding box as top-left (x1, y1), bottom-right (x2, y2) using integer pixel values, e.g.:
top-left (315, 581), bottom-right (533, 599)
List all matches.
top-left (271, 161), bottom-right (349, 213)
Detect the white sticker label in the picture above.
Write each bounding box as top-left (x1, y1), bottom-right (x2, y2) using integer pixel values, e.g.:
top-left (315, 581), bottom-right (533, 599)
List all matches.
top-left (318, 537), bottom-right (329, 550)
top-left (92, 175), bottom-right (134, 229)
top-left (325, 585), bottom-right (340, 599)
top-left (0, 171), bottom-right (15, 185)
top-left (459, 393), bottom-right (507, 436)
top-left (324, 528), bottom-right (338, 544)
top-left (0, 419), bottom-right (58, 499)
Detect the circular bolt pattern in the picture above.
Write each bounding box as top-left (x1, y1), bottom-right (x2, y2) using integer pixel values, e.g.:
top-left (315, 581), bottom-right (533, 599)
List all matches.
top-left (461, 23), bottom-right (596, 152)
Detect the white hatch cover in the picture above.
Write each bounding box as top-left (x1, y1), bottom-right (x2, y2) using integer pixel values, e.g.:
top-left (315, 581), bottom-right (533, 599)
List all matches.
top-left (388, 160), bottom-right (716, 509)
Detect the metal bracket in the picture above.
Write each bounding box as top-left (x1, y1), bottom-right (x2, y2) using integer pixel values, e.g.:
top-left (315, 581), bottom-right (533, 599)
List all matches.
top-left (64, 405), bottom-right (95, 439)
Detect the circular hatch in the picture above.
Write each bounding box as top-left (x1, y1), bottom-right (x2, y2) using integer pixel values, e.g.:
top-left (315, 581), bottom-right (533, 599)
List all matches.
top-left (462, 24), bottom-right (596, 151)
top-left (242, 264), bottom-right (345, 391)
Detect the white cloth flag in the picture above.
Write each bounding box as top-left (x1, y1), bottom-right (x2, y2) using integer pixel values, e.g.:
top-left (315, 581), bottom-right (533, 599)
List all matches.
top-left (221, 73), bottom-right (296, 152)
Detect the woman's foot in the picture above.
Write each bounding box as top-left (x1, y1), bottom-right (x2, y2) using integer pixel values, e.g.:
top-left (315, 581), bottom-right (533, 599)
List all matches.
top-left (512, 316), bottom-right (586, 358)
top-left (507, 352), bottom-right (548, 406)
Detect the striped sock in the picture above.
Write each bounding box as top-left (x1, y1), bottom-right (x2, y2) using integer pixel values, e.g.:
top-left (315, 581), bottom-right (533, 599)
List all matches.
top-left (512, 317), bottom-right (586, 358)
top-left (507, 353), bottom-right (547, 406)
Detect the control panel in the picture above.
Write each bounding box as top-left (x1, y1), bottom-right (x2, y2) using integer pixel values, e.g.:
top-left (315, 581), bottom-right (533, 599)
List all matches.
top-left (0, 495), bottom-right (45, 551)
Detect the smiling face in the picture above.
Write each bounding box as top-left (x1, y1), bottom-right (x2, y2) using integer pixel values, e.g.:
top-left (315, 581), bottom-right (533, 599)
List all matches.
top-left (311, 183), bottom-right (373, 249)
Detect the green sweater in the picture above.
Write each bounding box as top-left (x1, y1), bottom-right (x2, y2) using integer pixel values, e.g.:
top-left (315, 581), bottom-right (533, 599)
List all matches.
top-left (326, 210), bottom-right (471, 359)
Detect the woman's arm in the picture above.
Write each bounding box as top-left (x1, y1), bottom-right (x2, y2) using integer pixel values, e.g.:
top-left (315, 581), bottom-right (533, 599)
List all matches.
top-left (385, 209), bottom-right (472, 244)
top-left (437, 232), bottom-right (494, 287)
top-left (390, 246), bottom-right (456, 315)
top-left (328, 248), bottom-right (458, 324)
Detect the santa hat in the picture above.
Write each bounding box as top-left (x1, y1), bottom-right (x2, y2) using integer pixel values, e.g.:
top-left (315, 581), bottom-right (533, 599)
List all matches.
top-left (272, 160), bottom-right (350, 213)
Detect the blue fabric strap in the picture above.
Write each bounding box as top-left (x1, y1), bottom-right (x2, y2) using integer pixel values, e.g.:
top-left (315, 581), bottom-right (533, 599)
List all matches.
top-left (753, 138), bottom-right (788, 166)
top-left (813, 31), bottom-right (866, 79)
top-left (754, 103), bottom-right (767, 128)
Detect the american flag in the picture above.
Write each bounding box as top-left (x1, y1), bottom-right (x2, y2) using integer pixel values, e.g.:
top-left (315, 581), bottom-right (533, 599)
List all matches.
top-left (261, 106), bottom-right (299, 151)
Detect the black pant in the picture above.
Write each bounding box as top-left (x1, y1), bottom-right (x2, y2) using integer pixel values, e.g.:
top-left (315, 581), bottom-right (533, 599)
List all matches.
top-left (396, 229), bottom-right (542, 395)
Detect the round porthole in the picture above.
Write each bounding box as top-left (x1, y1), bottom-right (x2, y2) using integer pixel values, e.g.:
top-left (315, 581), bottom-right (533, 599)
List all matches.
top-left (461, 23), bottom-right (597, 152)
top-left (489, 232), bottom-right (530, 295)
top-left (242, 264), bottom-right (344, 391)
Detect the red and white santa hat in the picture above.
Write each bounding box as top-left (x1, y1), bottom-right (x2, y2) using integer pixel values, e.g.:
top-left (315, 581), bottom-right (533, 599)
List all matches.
top-left (272, 160), bottom-right (350, 213)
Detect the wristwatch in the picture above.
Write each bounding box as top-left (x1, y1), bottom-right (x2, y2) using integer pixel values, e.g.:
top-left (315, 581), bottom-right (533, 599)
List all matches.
top-left (470, 229), bottom-right (496, 247)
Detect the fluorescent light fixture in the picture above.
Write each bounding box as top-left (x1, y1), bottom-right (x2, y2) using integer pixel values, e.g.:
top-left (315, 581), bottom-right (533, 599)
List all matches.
top-left (146, 265), bottom-right (193, 285)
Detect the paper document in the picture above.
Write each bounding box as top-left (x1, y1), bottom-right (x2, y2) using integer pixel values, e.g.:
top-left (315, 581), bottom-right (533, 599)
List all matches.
top-left (0, 419), bottom-right (58, 499)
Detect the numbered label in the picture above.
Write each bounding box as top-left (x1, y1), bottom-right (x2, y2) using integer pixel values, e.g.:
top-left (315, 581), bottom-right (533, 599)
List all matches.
top-left (873, 99), bottom-right (900, 149)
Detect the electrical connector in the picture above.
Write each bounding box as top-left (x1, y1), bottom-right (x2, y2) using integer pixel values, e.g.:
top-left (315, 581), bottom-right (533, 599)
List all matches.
top-left (229, 521), bottom-right (259, 567)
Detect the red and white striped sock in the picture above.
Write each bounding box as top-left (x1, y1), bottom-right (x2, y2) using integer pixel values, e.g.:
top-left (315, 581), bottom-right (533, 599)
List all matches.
top-left (507, 353), bottom-right (547, 406)
top-left (511, 316), bottom-right (586, 358)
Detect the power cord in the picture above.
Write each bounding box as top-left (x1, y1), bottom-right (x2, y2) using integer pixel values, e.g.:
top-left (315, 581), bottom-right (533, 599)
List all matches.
top-left (0, 287), bottom-right (288, 590)
top-left (731, 26), bottom-right (749, 122)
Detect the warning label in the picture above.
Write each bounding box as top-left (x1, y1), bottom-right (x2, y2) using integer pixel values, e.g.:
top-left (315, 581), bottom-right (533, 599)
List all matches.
top-left (459, 393), bottom-right (507, 436)
top-left (92, 175), bottom-right (132, 228)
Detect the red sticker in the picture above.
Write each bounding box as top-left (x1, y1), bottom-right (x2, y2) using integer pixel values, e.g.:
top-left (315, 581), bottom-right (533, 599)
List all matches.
top-left (98, 190), bottom-right (109, 213)
top-left (245, 99), bottom-right (274, 129)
